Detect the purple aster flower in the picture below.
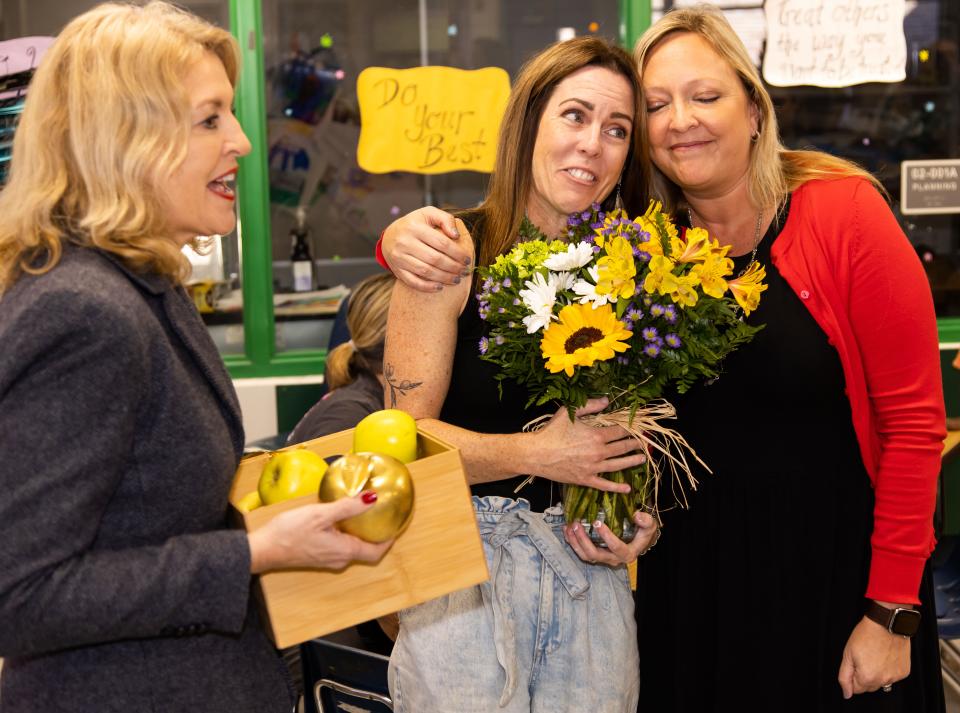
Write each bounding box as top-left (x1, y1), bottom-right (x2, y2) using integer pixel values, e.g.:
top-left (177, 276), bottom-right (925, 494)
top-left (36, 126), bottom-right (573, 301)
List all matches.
top-left (623, 319), bottom-right (634, 331)
top-left (617, 356), bottom-right (629, 365)
top-left (495, 335), bottom-right (504, 345)
top-left (665, 333), bottom-right (681, 348)
top-left (581, 210), bottom-right (591, 221)
top-left (479, 336), bottom-right (489, 355)
top-left (650, 303), bottom-right (665, 318)
top-left (664, 305), bottom-right (678, 323)
top-left (568, 214), bottom-right (581, 226)
top-left (498, 307), bottom-right (506, 314)
top-left (592, 245), bottom-right (602, 254)
top-left (513, 298), bottom-right (521, 306)
top-left (591, 202), bottom-right (601, 211)
top-left (508, 321), bottom-right (517, 328)
top-left (482, 278), bottom-right (493, 291)
top-left (478, 302), bottom-right (490, 320)
top-left (642, 326), bottom-right (659, 341)
top-left (626, 306), bottom-right (643, 321)
top-left (502, 278), bottom-right (512, 288)
top-left (643, 296), bottom-right (653, 307)
top-left (644, 342), bottom-right (661, 358)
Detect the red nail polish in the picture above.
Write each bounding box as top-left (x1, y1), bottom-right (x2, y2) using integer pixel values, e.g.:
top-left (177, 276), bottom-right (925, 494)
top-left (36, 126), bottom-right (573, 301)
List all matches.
top-left (361, 491), bottom-right (377, 504)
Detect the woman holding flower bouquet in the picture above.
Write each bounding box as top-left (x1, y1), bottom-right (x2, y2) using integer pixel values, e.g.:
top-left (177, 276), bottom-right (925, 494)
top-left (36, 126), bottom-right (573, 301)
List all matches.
top-left (383, 37), bottom-right (660, 712)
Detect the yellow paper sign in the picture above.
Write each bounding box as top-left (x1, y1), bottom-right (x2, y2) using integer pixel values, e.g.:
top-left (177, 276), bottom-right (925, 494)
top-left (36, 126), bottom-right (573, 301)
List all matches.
top-left (357, 66), bottom-right (510, 175)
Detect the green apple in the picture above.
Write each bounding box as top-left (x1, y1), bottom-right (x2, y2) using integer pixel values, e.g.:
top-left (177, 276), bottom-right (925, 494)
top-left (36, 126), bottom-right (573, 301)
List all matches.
top-left (353, 409), bottom-right (418, 464)
top-left (257, 448), bottom-right (328, 506)
top-left (319, 452), bottom-right (414, 543)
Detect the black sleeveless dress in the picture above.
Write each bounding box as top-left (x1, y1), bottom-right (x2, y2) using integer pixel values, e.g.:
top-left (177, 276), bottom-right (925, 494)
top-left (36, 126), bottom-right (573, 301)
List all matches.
top-left (635, 201), bottom-right (945, 712)
top-left (438, 218), bottom-right (554, 512)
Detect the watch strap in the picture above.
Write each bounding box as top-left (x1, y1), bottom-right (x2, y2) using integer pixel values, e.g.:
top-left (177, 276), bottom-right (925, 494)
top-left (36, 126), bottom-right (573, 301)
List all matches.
top-left (864, 599), bottom-right (921, 637)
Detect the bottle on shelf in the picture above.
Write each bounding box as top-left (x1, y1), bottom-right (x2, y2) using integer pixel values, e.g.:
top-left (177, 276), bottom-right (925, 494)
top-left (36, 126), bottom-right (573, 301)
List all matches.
top-left (290, 207), bottom-right (313, 292)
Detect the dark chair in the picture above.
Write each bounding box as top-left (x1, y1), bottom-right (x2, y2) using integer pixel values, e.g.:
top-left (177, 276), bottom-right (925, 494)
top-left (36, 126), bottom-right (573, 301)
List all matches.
top-left (301, 634), bottom-right (393, 713)
top-left (932, 535), bottom-right (960, 694)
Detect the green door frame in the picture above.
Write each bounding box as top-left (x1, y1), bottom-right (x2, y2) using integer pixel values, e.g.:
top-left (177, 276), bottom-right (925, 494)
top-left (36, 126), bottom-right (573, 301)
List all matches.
top-left (225, 0), bottom-right (960, 381)
top-left (226, 0), bottom-right (328, 378)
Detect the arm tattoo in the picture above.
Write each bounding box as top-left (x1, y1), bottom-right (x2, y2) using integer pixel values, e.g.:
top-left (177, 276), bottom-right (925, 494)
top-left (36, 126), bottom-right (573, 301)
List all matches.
top-left (384, 362), bottom-right (423, 408)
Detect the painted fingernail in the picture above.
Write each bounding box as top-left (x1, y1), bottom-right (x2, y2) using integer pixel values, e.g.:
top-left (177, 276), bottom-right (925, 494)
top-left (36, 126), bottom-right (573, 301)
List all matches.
top-left (460, 269), bottom-right (471, 277)
top-left (593, 520), bottom-right (603, 530)
top-left (463, 256), bottom-right (472, 265)
top-left (453, 276), bottom-right (461, 285)
top-left (361, 491), bottom-right (378, 504)
top-left (435, 283), bottom-right (444, 292)
top-left (571, 522), bottom-right (580, 533)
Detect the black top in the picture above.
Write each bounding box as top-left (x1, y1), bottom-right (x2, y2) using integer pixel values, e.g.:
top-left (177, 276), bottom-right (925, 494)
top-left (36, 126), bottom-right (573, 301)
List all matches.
top-left (288, 371), bottom-right (383, 445)
top-left (635, 200), bottom-right (944, 712)
top-left (439, 217), bottom-right (555, 511)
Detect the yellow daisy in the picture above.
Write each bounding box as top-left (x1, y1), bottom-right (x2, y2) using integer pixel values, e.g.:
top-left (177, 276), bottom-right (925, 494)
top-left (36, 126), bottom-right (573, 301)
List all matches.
top-left (541, 303), bottom-right (632, 377)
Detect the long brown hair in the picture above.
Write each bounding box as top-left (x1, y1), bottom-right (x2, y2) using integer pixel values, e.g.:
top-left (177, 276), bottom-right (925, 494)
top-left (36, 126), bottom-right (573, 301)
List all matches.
top-left (0, 1), bottom-right (240, 291)
top-left (476, 36), bottom-right (649, 267)
top-left (634, 4), bottom-right (882, 215)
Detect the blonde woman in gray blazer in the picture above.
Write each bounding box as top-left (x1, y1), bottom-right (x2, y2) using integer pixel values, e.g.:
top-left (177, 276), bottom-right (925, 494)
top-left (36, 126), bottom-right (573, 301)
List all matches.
top-left (0, 4), bottom-right (391, 712)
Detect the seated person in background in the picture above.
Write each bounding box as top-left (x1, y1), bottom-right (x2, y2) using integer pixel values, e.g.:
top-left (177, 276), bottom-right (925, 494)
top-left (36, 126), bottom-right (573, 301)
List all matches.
top-left (288, 271), bottom-right (398, 653)
top-left (288, 272), bottom-right (396, 445)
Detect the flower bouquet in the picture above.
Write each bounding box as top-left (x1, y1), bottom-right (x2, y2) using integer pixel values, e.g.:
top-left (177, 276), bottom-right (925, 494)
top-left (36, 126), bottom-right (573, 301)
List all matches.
top-left (475, 201), bottom-right (767, 543)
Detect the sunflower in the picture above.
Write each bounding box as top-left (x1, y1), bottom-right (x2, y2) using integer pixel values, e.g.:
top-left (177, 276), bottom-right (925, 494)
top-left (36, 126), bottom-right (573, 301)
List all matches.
top-left (541, 303), bottom-right (632, 377)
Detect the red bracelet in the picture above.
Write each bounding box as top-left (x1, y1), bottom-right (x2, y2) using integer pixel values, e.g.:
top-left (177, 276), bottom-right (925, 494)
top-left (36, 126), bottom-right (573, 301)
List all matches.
top-left (375, 231), bottom-right (391, 272)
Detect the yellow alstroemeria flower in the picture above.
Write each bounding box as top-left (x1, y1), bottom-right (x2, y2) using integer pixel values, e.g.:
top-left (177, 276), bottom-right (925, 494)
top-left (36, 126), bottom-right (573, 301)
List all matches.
top-left (690, 252), bottom-right (734, 299)
top-left (669, 226), bottom-right (713, 264)
top-left (595, 236), bottom-right (637, 300)
top-left (670, 273), bottom-right (701, 308)
top-left (643, 254), bottom-right (679, 295)
top-left (541, 302), bottom-right (632, 377)
top-left (727, 261), bottom-right (768, 316)
top-left (593, 209), bottom-right (631, 249)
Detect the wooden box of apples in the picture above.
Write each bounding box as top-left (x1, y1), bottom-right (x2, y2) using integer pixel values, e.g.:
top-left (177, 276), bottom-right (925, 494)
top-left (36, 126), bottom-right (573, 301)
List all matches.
top-left (229, 410), bottom-right (488, 648)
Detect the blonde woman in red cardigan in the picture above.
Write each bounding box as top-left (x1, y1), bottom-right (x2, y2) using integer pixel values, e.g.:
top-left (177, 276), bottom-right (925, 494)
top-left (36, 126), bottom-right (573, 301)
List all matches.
top-left (377, 6), bottom-right (945, 711)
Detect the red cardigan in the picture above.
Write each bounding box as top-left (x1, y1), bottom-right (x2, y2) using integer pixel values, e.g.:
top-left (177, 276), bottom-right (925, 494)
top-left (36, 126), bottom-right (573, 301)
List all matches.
top-left (376, 177), bottom-right (945, 603)
top-left (771, 177), bottom-right (945, 604)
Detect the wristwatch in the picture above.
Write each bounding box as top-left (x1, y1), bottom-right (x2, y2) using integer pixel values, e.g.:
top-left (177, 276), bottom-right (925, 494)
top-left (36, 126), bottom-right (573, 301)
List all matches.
top-left (864, 599), bottom-right (921, 637)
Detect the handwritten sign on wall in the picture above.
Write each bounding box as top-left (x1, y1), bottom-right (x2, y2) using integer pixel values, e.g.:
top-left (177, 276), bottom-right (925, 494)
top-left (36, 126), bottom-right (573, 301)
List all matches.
top-left (762, 0), bottom-right (906, 87)
top-left (357, 66), bottom-right (510, 175)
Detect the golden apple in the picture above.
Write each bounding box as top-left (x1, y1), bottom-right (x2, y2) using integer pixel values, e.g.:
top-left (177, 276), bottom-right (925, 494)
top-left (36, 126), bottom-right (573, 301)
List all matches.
top-left (258, 447), bottom-right (328, 505)
top-left (319, 452), bottom-right (414, 542)
top-left (353, 409), bottom-right (418, 464)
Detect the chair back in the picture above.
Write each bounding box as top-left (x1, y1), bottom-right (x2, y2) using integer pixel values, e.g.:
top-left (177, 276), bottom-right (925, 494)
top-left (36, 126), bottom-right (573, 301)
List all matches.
top-left (301, 637), bottom-right (393, 713)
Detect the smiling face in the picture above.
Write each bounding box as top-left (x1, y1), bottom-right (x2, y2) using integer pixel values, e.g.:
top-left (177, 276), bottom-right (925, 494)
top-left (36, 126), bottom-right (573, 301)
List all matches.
top-left (527, 65), bottom-right (634, 235)
top-left (161, 51), bottom-right (252, 246)
top-left (642, 32), bottom-right (759, 200)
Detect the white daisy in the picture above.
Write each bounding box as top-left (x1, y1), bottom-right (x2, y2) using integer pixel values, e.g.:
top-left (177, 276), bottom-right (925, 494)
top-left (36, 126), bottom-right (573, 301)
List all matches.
top-left (519, 272), bottom-right (558, 333)
top-left (572, 265), bottom-right (611, 308)
top-left (543, 241), bottom-right (594, 271)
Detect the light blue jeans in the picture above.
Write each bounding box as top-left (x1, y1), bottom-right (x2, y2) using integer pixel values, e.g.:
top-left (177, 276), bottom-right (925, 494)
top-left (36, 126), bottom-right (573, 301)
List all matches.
top-left (388, 496), bottom-right (639, 712)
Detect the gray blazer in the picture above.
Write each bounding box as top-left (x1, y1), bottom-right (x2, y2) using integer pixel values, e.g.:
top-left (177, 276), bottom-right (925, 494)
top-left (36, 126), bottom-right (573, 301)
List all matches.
top-left (0, 245), bottom-right (294, 712)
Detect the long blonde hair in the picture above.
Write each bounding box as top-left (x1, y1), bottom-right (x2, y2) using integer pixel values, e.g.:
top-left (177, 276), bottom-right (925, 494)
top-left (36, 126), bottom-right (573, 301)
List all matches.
top-left (0, 1), bottom-right (240, 291)
top-left (325, 273), bottom-right (396, 391)
top-left (475, 36), bottom-right (649, 267)
top-left (634, 4), bottom-right (882, 215)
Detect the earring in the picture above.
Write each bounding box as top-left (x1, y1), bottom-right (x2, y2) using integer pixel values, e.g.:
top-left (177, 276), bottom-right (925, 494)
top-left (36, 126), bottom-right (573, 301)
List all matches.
top-left (750, 129), bottom-right (760, 143)
top-left (614, 178), bottom-right (623, 211)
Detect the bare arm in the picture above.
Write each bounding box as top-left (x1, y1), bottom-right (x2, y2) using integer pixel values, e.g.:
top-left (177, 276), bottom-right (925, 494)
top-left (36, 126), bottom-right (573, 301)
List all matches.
top-left (383, 221), bottom-right (644, 490)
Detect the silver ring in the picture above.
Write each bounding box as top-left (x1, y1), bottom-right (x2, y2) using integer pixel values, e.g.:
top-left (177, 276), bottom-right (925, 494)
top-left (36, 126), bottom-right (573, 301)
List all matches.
top-left (881, 684), bottom-right (892, 693)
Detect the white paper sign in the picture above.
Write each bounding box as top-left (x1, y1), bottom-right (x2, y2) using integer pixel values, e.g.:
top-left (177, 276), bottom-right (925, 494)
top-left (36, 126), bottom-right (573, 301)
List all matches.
top-left (762, 0), bottom-right (906, 87)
